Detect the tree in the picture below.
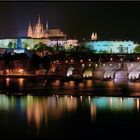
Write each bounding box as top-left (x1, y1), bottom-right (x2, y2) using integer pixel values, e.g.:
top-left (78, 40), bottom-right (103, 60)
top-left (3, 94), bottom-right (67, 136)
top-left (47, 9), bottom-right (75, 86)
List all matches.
top-left (8, 42), bottom-right (13, 48)
top-left (134, 45), bottom-right (140, 53)
top-left (34, 42), bottom-right (47, 50)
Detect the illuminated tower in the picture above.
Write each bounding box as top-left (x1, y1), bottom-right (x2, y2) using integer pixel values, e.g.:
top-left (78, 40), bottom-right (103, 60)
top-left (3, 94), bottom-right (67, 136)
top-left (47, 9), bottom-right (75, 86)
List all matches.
top-left (35, 15), bottom-right (44, 38)
top-left (91, 32), bottom-right (97, 40)
top-left (46, 20), bottom-right (48, 30)
top-left (27, 15), bottom-right (66, 39)
top-left (27, 22), bottom-right (33, 38)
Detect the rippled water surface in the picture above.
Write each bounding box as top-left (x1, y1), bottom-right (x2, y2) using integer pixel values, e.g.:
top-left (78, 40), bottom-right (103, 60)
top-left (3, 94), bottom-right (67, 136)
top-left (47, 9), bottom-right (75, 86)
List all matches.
top-left (0, 95), bottom-right (140, 138)
top-left (0, 78), bottom-right (140, 138)
top-left (1, 77), bottom-right (140, 96)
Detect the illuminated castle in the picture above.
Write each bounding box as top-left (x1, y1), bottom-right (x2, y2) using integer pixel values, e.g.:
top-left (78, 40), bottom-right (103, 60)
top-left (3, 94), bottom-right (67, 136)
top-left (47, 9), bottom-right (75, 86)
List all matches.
top-left (27, 15), bottom-right (66, 39)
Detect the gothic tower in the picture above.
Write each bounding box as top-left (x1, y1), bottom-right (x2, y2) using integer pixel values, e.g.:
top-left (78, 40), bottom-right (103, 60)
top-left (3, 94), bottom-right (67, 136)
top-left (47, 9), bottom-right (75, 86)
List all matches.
top-left (91, 32), bottom-right (97, 40)
top-left (27, 22), bottom-right (33, 38)
top-left (27, 15), bottom-right (66, 39)
top-left (46, 20), bottom-right (48, 30)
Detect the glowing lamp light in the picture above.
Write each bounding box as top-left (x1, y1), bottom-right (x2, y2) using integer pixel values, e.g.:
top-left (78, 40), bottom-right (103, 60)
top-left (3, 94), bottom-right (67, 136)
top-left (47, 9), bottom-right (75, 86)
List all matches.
top-left (137, 57), bottom-right (140, 60)
top-left (19, 69), bottom-right (24, 73)
top-left (110, 58), bottom-right (113, 61)
top-left (120, 58), bottom-right (123, 61)
top-left (65, 60), bottom-right (68, 63)
top-left (80, 60), bottom-right (83, 62)
top-left (6, 69), bottom-right (10, 73)
top-left (82, 64), bottom-right (85, 68)
top-left (56, 60), bottom-right (59, 63)
top-left (54, 61), bottom-right (56, 64)
top-left (88, 59), bottom-right (91, 62)
top-left (71, 59), bottom-right (74, 62)
top-left (95, 64), bottom-right (98, 67)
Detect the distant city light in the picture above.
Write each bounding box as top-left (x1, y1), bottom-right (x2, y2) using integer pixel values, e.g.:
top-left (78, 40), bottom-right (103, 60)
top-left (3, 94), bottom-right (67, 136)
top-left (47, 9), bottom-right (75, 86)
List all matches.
top-left (71, 59), bottom-right (74, 62)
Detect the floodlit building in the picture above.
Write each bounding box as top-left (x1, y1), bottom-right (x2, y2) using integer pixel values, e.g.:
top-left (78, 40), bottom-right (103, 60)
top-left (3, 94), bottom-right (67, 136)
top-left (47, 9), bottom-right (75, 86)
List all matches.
top-left (27, 15), bottom-right (66, 39)
top-left (85, 40), bottom-right (138, 53)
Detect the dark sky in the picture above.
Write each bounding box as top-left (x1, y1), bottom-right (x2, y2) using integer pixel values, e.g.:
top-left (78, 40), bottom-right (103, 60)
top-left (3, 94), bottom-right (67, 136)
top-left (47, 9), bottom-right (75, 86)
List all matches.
top-left (0, 2), bottom-right (140, 40)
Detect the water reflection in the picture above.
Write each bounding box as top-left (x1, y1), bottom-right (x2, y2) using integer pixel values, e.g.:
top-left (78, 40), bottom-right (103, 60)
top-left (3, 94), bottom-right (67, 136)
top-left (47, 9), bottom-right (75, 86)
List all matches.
top-left (106, 81), bottom-right (115, 89)
top-left (52, 80), bottom-right (60, 87)
top-left (19, 78), bottom-right (24, 88)
top-left (90, 97), bottom-right (138, 121)
top-left (78, 83), bottom-right (84, 89)
top-left (26, 95), bottom-right (77, 128)
top-left (91, 97), bottom-right (136, 111)
top-left (6, 78), bottom-right (10, 86)
top-left (69, 81), bottom-right (75, 88)
top-left (3, 77), bottom-right (140, 96)
top-left (86, 80), bottom-right (93, 87)
top-left (0, 95), bottom-right (140, 132)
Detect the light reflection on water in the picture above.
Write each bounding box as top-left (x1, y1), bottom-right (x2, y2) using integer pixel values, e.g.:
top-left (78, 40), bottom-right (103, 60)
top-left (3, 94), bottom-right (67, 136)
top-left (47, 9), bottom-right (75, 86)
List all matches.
top-left (3, 78), bottom-right (140, 96)
top-left (0, 94), bottom-right (139, 132)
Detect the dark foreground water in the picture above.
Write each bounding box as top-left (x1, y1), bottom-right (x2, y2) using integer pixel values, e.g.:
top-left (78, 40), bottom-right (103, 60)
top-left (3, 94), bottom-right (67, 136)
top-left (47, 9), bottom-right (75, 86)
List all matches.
top-left (0, 78), bottom-right (140, 138)
top-left (0, 95), bottom-right (140, 138)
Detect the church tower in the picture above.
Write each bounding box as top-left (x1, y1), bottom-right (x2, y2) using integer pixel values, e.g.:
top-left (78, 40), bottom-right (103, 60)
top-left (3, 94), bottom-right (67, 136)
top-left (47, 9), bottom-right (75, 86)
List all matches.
top-left (27, 15), bottom-right (66, 39)
top-left (35, 15), bottom-right (44, 38)
top-left (38, 15), bottom-right (41, 25)
top-left (46, 20), bottom-right (48, 30)
top-left (27, 22), bottom-right (33, 38)
top-left (91, 32), bottom-right (97, 40)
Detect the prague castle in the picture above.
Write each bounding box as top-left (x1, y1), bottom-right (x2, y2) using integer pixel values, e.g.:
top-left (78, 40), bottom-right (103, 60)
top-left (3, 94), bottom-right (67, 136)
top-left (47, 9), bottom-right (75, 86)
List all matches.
top-left (27, 15), bottom-right (66, 39)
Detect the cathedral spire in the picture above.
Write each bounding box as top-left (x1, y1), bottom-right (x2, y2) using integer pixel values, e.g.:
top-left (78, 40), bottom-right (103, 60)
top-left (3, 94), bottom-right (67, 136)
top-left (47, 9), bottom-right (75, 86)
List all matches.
top-left (46, 20), bottom-right (48, 30)
top-left (38, 15), bottom-right (41, 25)
top-left (91, 32), bottom-right (97, 40)
top-left (28, 21), bottom-right (33, 38)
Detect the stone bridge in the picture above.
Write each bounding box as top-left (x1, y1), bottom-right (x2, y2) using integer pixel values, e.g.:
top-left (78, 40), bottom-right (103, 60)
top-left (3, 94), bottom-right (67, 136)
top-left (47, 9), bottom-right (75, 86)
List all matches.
top-left (48, 61), bottom-right (140, 80)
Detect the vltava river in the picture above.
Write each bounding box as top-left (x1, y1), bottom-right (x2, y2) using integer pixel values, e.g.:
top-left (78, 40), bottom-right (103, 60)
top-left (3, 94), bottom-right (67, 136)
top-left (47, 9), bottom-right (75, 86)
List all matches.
top-left (0, 95), bottom-right (140, 138)
top-left (0, 78), bottom-right (140, 138)
top-left (1, 77), bottom-right (140, 96)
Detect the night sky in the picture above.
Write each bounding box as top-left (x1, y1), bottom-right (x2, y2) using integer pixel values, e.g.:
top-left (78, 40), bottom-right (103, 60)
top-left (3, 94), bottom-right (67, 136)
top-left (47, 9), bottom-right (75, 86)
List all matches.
top-left (0, 2), bottom-right (140, 41)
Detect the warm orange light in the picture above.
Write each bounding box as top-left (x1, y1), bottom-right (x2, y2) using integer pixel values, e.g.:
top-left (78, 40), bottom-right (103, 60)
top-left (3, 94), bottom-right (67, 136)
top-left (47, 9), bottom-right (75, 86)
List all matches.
top-left (18, 69), bottom-right (24, 73)
top-left (6, 69), bottom-right (10, 73)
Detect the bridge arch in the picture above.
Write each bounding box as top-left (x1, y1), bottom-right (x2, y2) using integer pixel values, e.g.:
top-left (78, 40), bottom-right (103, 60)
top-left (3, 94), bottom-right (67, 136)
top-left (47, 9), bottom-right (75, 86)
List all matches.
top-left (83, 68), bottom-right (93, 78)
top-left (66, 67), bottom-right (75, 77)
